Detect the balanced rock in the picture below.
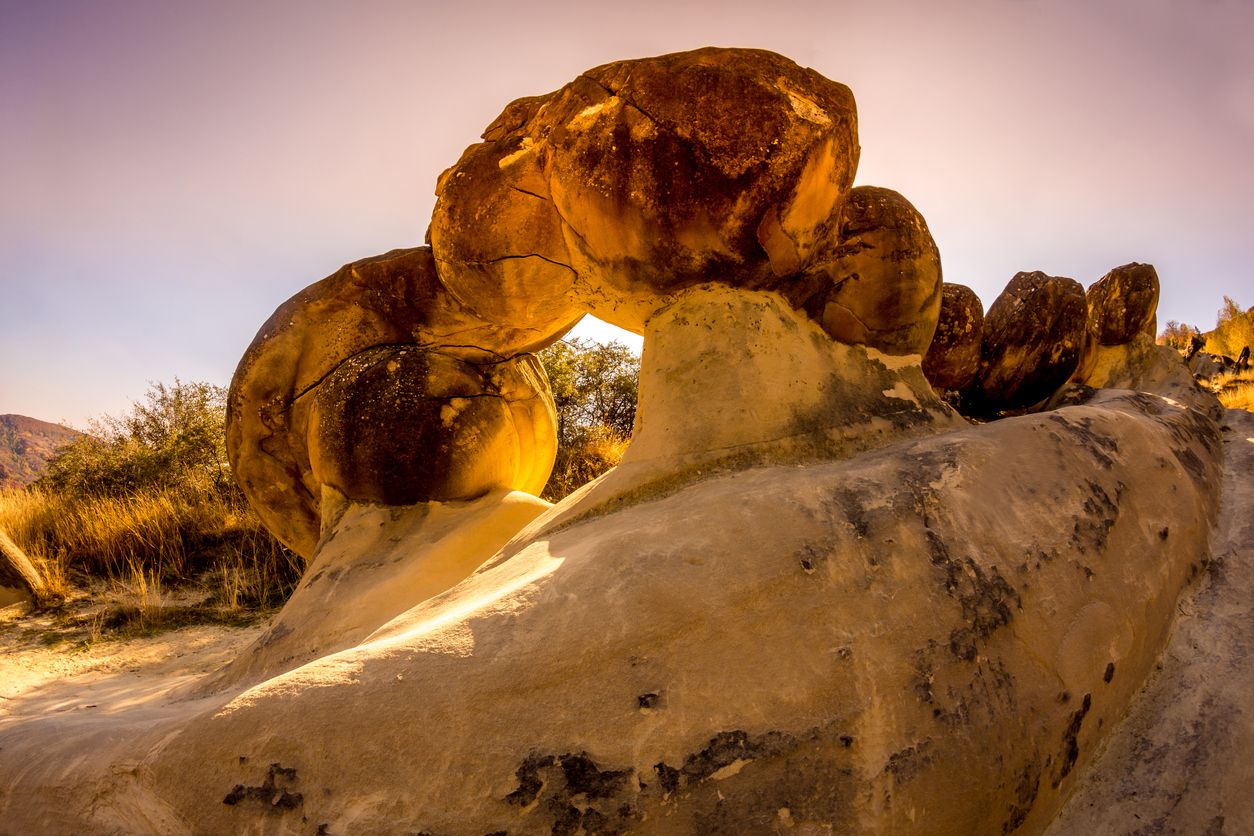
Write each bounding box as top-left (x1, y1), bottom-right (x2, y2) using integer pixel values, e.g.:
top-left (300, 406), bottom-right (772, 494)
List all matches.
top-left (798, 186), bottom-right (943, 355)
top-left (923, 282), bottom-right (984, 392)
top-left (967, 271), bottom-right (1087, 415)
top-left (1086, 262), bottom-right (1160, 346)
top-left (227, 246), bottom-right (558, 559)
top-left (429, 47), bottom-right (860, 332)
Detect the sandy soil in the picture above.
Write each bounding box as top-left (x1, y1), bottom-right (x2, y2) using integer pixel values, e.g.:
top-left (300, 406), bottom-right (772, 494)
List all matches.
top-left (0, 597), bottom-right (269, 720)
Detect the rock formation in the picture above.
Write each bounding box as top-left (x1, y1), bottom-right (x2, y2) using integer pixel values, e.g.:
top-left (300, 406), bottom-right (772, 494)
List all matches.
top-left (0, 47), bottom-right (1242, 836)
top-left (964, 271), bottom-right (1088, 416)
top-left (0, 527), bottom-right (51, 607)
top-left (923, 282), bottom-right (984, 393)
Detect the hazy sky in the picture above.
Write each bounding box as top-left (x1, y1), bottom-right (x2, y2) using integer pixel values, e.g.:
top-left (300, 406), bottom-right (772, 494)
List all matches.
top-left (3, 0), bottom-right (1252, 427)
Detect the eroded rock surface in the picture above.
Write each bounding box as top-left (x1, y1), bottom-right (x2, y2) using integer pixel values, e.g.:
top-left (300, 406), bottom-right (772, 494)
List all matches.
top-left (226, 246), bottom-right (559, 558)
top-left (966, 271), bottom-right (1088, 416)
top-left (923, 282), bottom-right (985, 393)
top-left (1086, 262), bottom-right (1160, 346)
top-left (429, 46), bottom-right (860, 332)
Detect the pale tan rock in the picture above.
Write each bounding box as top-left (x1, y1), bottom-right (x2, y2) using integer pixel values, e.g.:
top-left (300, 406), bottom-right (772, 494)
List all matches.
top-left (429, 47), bottom-right (860, 332)
top-left (0, 284), bottom-right (1225, 836)
top-left (799, 186), bottom-right (943, 355)
top-left (923, 283), bottom-right (985, 392)
top-left (1048, 408), bottom-right (1254, 836)
top-left (227, 246), bottom-right (560, 558)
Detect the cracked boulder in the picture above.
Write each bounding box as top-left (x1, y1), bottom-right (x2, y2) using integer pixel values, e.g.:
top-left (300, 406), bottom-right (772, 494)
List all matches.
top-left (227, 246), bottom-right (558, 559)
top-left (965, 271), bottom-right (1087, 416)
top-left (798, 186), bottom-right (943, 355)
top-left (429, 47), bottom-right (859, 332)
top-left (923, 282), bottom-right (985, 393)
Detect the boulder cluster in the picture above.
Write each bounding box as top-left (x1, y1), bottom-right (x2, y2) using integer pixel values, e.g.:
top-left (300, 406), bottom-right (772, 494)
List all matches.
top-left (923, 263), bottom-right (1163, 417)
top-left (229, 47), bottom-right (951, 558)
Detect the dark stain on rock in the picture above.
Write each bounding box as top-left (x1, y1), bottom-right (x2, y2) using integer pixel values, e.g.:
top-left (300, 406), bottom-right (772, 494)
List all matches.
top-left (1071, 478), bottom-right (1120, 554)
top-left (1103, 662), bottom-right (1115, 684)
top-left (637, 692), bottom-right (660, 709)
top-left (926, 529), bottom-right (1021, 660)
top-left (222, 762), bottom-right (302, 811)
top-left (1001, 760), bottom-right (1043, 834)
top-left (1052, 693), bottom-right (1092, 788)
top-left (884, 739), bottom-right (934, 783)
top-left (653, 729), bottom-right (799, 796)
top-left (1048, 414), bottom-right (1118, 469)
top-left (506, 750), bottom-right (638, 834)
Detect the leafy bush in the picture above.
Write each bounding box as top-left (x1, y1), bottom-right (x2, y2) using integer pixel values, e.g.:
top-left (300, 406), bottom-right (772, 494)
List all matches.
top-left (0, 381), bottom-right (300, 612)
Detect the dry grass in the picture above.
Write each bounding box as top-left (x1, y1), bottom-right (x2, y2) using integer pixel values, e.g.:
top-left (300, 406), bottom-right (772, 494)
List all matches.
top-left (0, 484), bottom-right (301, 632)
top-left (542, 428), bottom-right (630, 501)
top-left (1202, 370), bottom-right (1254, 412)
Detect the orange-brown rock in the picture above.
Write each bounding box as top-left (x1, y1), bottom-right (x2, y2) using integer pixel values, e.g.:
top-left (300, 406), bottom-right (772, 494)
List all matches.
top-left (1086, 262), bottom-right (1160, 346)
top-left (967, 271), bottom-right (1087, 415)
top-left (306, 346), bottom-right (554, 507)
top-left (923, 283), bottom-right (984, 392)
top-left (429, 47), bottom-right (860, 332)
top-left (227, 247), bottom-right (559, 558)
top-left (797, 186), bottom-right (942, 355)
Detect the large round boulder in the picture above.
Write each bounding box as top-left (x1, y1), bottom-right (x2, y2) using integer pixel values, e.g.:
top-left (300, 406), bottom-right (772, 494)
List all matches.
top-left (429, 47), bottom-right (860, 332)
top-left (923, 282), bottom-right (984, 392)
top-left (227, 247), bottom-right (558, 559)
top-left (967, 271), bottom-right (1087, 415)
top-left (306, 347), bottom-right (554, 507)
top-left (798, 186), bottom-right (942, 355)
top-left (1086, 262), bottom-right (1160, 346)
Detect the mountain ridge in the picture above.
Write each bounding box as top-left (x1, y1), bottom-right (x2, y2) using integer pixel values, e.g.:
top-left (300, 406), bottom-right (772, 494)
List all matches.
top-left (0, 414), bottom-right (81, 490)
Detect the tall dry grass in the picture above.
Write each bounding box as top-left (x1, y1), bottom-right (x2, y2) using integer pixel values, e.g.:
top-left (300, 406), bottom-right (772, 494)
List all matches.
top-left (542, 427), bottom-right (630, 501)
top-left (0, 482), bottom-right (301, 616)
top-left (1212, 371), bottom-right (1254, 412)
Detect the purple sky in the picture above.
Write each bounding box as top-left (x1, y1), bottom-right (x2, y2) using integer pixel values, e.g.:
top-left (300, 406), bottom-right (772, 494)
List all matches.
top-left (3, 0), bottom-right (1252, 427)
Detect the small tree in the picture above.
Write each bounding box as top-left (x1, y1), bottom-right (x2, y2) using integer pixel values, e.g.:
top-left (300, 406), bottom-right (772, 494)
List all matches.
top-left (1207, 297), bottom-right (1254, 358)
top-left (41, 380), bottom-right (232, 499)
top-left (538, 338), bottom-right (640, 499)
top-left (1158, 320), bottom-right (1200, 352)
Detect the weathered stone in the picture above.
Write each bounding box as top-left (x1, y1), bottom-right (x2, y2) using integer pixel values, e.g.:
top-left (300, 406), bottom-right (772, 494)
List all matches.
top-left (798, 186), bottom-right (942, 355)
top-left (306, 346), bottom-right (554, 507)
top-left (227, 246), bottom-right (560, 558)
top-left (967, 271), bottom-right (1088, 415)
top-left (923, 283), bottom-right (984, 392)
top-left (429, 47), bottom-right (859, 332)
top-left (1086, 262), bottom-right (1160, 346)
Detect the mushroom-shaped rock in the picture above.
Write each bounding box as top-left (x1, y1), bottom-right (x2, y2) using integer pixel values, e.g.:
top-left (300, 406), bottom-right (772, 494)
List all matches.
top-left (429, 47), bottom-right (859, 332)
top-left (1086, 262), bottom-right (1160, 346)
top-left (797, 186), bottom-right (942, 355)
top-left (923, 282), bottom-right (984, 392)
top-left (227, 246), bottom-right (559, 559)
top-left (966, 271), bottom-right (1087, 415)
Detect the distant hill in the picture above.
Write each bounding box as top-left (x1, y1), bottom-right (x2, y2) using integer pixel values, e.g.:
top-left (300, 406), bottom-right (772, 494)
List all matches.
top-left (0, 415), bottom-right (81, 490)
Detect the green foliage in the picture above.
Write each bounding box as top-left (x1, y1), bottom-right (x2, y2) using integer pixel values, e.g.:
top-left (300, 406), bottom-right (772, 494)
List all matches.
top-left (42, 380), bottom-right (234, 500)
top-left (538, 338), bottom-right (640, 500)
top-left (539, 338), bottom-right (639, 445)
top-left (5, 380), bottom-right (300, 609)
top-left (1206, 297), bottom-right (1254, 359)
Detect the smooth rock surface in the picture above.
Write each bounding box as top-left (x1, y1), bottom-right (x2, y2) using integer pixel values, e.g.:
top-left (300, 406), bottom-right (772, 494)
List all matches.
top-left (923, 283), bottom-right (985, 392)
